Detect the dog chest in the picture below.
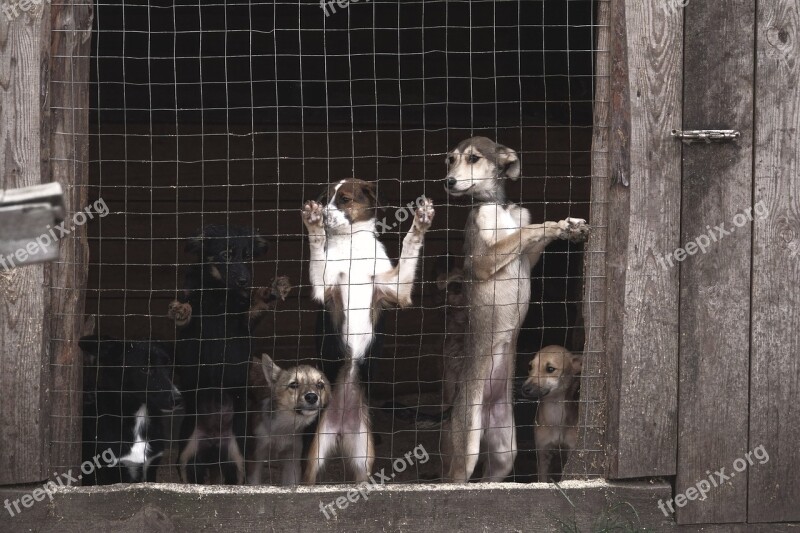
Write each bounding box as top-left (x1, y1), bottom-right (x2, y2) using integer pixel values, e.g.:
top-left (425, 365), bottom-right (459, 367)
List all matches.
top-left (474, 203), bottom-right (530, 245)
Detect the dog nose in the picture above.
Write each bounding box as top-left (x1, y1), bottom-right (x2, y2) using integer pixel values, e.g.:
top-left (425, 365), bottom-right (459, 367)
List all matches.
top-left (521, 384), bottom-right (534, 397)
top-left (304, 392), bottom-right (318, 404)
top-left (444, 177), bottom-right (457, 189)
top-left (235, 277), bottom-right (248, 288)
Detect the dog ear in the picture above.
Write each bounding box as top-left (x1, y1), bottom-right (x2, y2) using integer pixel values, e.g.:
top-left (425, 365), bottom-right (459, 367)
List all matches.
top-left (252, 234), bottom-right (269, 258)
top-left (185, 233), bottom-right (203, 256)
top-left (571, 356), bottom-right (583, 375)
top-left (260, 353), bottom-right (282, 386)
top-left (496, 145), bottom-right (521, 180)
top-left (361, 181), bottom-right (380, 210)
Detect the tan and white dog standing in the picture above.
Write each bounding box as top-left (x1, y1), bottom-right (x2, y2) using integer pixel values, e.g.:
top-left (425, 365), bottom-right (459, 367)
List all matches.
top-left (443, 137), bottom-right (589, 482)
top-left (301, 178), bottom-right (434, 483)
top-left (520, 345), bottom-right (582, 482)
top-left (247, 355), bottom-right (330, 485)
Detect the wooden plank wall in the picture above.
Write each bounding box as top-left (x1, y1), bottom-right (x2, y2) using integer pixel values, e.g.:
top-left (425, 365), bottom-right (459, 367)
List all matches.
top-left (46, 1), bottom-right (93, 474)
top-left (604, 0), bottom-right (682, 478)
top-left (0, 0), bottom-right (50, 484)
top-left (750, 0), bottom-right (800, 522)
top-left (676, 0), bottom-right (755, 524)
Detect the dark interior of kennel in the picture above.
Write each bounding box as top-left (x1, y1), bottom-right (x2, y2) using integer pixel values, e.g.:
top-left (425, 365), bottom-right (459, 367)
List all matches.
top-left (84, 0), bottom-right (596, 483)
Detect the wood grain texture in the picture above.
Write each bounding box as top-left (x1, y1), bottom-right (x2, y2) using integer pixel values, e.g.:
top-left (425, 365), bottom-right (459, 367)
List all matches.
top-left (45, 1), bottom-right (93, 474)
top-left (750, 0), bottom-right (800, 522)
top-left (676, 0), bottom-right (755, 524)
top-left (605, 0), bottom-right (683, 478)
top-left (0, 1), bottom-right (49, 484)
top-left (564, 0), bottom-right (611, 480)
top-left (0, 481), bottom-right (674, 532)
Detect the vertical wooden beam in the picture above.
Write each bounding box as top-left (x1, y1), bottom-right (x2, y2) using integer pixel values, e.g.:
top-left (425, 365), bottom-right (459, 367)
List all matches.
top-left (750, 0), bottom-right (800, 522)
top-left (565, 0), bottom-right (611, 479)
top-left (676, 0), bottom-right (755, 524)
top-left (605, 0), bottom-right (683, 478)
top-left (45, 1), bottom-right (93, 475)
top-left (0, 0), bottom-right (51, 484)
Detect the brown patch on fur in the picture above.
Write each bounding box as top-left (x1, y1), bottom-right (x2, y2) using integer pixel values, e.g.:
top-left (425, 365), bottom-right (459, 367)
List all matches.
top-left (327, 178), bottom-right (378, 224)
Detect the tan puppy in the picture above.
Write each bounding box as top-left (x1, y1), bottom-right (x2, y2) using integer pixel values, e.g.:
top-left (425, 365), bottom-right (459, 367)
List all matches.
top-left (520, 345), bottom-right (582, 482)
top-left (248, 355), bottom-right (331, 485)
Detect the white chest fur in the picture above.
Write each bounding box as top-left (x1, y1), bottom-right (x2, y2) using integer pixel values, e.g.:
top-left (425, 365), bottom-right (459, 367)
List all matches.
top-left (117, 404), bottom-right (161, 481)
top-left (475, 203), bottom-right (531, 246)
top-left (323, 226), bottom-right (393, 284)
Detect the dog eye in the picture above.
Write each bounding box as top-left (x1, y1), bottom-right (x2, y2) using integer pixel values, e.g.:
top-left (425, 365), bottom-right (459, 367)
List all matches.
top-left (316, 381), bottom-right (325, 389)
top-left (340, 196), bottom-right (351, 204)
top-left (546, 366), bottom-right (556, 373)
top-left (446, 155), bottom-right (455, 165)
top-left (288, 382), bottom-right (299, 389)
top-left (467, 154), bottom-right (480, 164)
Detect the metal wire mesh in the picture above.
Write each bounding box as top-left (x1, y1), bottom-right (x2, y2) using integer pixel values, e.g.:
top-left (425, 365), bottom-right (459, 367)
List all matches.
top-left (50, 0), bottom-right (606, 486)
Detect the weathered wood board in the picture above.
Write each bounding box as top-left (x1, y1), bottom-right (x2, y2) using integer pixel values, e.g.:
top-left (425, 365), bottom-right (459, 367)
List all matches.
top-left (605, 0), bottom-right (683, 478)
top-left (0, 0), bottom-right (49, 485)
top-left (749, 0), bottom-right (800, 522)
top-left (676, 0), bottom-right (755, 524)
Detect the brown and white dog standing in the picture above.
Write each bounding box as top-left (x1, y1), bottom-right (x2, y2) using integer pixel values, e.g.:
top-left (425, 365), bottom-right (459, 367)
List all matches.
top-left (247, 354), bottom-right (330, 485)
top-left (301, 178), bottom-right (434, 483)
top-left (443, 137), bottom-right (589, 482)
top-left (520, 345), bottom-right (582, 482)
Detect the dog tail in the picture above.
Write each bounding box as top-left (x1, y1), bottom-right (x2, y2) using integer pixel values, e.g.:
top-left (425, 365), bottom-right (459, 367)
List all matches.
top-left (382, 401), bottom-right (451, 429)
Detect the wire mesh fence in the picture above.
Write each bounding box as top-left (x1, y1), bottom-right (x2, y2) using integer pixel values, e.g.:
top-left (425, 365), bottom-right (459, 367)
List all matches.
top-left (52, 0), bottom-right (606, 486)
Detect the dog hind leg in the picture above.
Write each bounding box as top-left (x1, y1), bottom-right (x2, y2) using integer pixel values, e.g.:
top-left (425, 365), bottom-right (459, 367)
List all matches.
top-left (304, 408), bottom-right (339, 484)
top-left (447, 375), bottom-right (484, 482)
top-left (343, 394), bottom-right (374, 482)
top-left (481, 402), bottom-right (517, 482)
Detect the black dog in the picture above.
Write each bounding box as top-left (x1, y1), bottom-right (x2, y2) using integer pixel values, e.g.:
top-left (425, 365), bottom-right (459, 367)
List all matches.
top-left (80, 335), bottom-right (181, 484)
top-left (173, 224), bottom-right (268, 484)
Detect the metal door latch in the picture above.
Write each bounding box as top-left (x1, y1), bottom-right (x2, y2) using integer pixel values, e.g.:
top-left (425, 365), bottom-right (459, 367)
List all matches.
top-left (0, 182), bottom-right (65, 268)
top-left (671, 129), bottom-right (741, 143)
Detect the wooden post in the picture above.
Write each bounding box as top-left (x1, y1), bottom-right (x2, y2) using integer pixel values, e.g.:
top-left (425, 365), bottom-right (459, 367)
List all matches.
top-left (0, 0), bottom-right (51, 484)
top-left (45, 1), bottom-right (93, 475)
top-left (604, 0), bottom-right (683, 479)
top-left (565, 0), bottom-right (612, 479)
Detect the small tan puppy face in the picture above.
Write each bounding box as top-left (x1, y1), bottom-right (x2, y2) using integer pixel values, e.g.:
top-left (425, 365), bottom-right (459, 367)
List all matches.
top-left (521, 346), bottom-right (582, 399)
top-left (261, 355), bottom-right (331, 418)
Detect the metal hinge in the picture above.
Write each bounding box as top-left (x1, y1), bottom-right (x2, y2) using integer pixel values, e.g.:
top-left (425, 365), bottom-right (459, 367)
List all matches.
top-left (671, 129), bottom-right (741, 144)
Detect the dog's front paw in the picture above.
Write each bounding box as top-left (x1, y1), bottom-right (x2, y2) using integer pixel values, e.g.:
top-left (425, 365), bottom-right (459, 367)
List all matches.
top-left (266, 276), bottom-right (293, 301)
top-left (271, 275), bottom-right (293, 300)
top-left (168, 301), bottom-right (192, 327)
top-left (413, 197), bottom-right (435, 232)
top-left (558, 218), bottom-right (590, 242)
top-left (302, 201), bottom-right (324, 229)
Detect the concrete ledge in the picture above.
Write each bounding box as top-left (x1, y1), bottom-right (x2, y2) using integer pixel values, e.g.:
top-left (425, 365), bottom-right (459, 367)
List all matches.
top-left (0, 480), bottom-right (676, 532)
